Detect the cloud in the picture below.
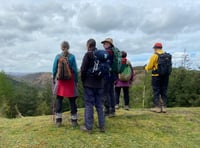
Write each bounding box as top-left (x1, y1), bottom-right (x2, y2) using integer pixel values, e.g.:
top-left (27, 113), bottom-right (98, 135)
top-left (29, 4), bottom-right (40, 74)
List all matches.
top-left (0, 0), bottom-right (200, 72)
top-left (77, 3), bottom-right (138, 33)
top-left (140, 6), bottom-right (200, 35)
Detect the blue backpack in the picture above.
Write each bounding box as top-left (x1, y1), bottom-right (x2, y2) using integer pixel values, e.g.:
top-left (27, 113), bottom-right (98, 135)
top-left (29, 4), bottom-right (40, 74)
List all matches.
top-left (87, 50), bottom-right (111, 79)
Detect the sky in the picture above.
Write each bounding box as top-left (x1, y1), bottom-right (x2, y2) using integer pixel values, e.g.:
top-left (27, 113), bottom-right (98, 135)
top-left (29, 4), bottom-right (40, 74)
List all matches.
top-left (0, 0), bottom-right (200, 73)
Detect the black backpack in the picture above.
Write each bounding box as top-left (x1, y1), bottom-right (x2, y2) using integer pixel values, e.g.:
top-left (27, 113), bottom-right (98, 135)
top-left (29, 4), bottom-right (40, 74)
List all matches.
top-left (153, 52), bottom-right (172, 76)
top-left (87, 49), bottom-right (111, 79)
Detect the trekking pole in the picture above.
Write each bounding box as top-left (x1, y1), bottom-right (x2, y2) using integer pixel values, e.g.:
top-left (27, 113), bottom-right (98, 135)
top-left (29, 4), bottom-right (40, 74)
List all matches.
top-left (51, 95), bottom-right (56, 123)
top-left (51, 78), bottom-right (56, 123)
top-left (142, 69), bottom-right (147, 108)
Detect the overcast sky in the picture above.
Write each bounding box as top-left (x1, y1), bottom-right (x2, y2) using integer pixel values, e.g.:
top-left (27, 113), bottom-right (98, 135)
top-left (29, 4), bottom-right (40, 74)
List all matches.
top-left (0, 0), bottom-right (200, 73)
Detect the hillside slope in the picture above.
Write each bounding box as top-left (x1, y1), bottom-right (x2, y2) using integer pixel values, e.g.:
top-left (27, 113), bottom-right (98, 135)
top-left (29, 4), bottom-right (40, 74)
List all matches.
top-left (0, 107), bottom-right (199, 148)
top-left (11, 72), bottom-right (52, 87)
top-left (9, 67), bottom-right (145, 87)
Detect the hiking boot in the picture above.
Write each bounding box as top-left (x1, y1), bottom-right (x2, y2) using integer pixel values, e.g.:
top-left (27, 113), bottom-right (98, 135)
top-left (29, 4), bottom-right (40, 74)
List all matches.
top-left (80, 126), bottom-right (92, 134)
top-left (55, 118), bottom-right (62, 127)
top-left (56, 122), bottom-right (62, 127)
top-left (150, 107), bottom-right (161, 113)
top-left (108, 112), bottom-right (115, 118)
top-left (71, 114), bottom-right (78, 127)
top-left (99, 127), bottom-right (105, 133)
top-left (71, 120), bottom-right (78, 127)
top-left (104, 112), bottom-right (109, 117)
top-left (161, 106), bottom-right (167, 113)
top-left (104, 109), bottom-right (109, 116)
top-left (124, 105), bottom-right (129, 110)
top-left (115, 104), bottom-right (119, 109)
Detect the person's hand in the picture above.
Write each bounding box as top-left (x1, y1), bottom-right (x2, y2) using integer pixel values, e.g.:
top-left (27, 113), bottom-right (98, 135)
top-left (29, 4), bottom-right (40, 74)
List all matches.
top-left (53, 78), bottom-right (56, 84)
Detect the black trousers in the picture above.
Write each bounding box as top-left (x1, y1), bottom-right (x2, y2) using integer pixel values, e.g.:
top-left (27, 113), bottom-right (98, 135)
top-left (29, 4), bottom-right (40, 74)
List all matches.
top-left (56, 96), bottom-right (77, 115)
top-left (104, 81), bottom-right (115, 113)
top-left (115, 87), bottom-right (129, 106)
top-left (152, 75), bottom-right (169, 107)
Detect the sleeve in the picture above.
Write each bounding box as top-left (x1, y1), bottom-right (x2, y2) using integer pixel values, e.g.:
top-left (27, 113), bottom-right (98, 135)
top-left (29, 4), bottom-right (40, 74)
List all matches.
top-left (145, 54), bottom-right (158, 71)
top-left (80, 53), bottom-right (90, 82)
top-left (52, 54), bottom-right (59, 79)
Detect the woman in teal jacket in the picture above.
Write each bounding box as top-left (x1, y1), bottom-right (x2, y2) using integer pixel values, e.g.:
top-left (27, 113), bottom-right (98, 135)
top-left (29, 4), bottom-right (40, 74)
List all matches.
top-left (52, 41), bottom-right (78, 127)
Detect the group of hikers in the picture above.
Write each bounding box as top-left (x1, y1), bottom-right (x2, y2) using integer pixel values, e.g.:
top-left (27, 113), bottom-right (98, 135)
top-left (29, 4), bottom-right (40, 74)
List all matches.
top-left (52, 38), bottom-right (172, 133)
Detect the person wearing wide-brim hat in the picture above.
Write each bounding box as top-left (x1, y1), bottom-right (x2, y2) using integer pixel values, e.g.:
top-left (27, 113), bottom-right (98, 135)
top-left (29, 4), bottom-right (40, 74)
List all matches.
top-left (101, 37), bottom-right (117, 117)
top-left (101, 38), bottom-right (114, 46)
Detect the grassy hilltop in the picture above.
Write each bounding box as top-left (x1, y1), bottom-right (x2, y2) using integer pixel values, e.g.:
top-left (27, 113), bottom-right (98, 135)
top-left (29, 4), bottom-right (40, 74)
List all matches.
top-left (0, 107), bottom-right (200, 148)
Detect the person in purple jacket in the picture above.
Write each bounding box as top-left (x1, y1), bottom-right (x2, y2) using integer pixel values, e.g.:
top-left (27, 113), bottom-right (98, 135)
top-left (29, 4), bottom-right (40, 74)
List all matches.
top-left (114, 51), bottom-right (134, 110)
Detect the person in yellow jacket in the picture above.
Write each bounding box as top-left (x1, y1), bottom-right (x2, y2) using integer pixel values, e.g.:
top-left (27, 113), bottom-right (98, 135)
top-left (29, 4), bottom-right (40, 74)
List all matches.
top-left (145, 42), bottom-right (169, 113)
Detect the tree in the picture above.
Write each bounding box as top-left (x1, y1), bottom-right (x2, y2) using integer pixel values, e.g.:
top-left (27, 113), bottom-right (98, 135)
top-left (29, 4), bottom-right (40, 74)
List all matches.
top-left (168, 68), bottom-right (200, 107)
top-left (0, 72), bottom-right (15, 117)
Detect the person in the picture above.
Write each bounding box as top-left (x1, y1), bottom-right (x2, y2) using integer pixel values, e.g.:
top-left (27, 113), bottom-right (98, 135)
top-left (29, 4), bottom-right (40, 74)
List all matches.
top-left (145, 42), bottom-right (170, 113)
top-left (52, 41), bottom-right (78, 127)
top-left (101, 38), bottom-right (117, 117)
top-left (80, 39), bottom-right (105, 133)
top-left (115, 51), bottom-right (134, 110)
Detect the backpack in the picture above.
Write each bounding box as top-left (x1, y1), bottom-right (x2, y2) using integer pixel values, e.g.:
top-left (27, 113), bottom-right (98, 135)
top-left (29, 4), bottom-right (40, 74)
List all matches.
top-left (154, 52), bottom-right (172, 76)
top-left (87, 49), bottom-right (111, 79)
top-left (107, 47), bottom-right (123, 74)
top-left (118, 61), bottom-right (132, 81)
top-left (56, 54), bottom-right (72, 80)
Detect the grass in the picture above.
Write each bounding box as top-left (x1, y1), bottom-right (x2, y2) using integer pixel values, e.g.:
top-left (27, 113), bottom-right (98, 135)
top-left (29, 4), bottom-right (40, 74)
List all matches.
top-left (0, 107), bottom-right (200, 148)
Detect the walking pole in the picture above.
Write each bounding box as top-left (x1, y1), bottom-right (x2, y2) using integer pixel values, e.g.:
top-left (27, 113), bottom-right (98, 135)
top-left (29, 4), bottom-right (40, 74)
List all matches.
top-left (51, 78), bottom-right (56, 123)
top-left (51, 95), bottom-right (56, 123)
top-left (142, 69), bottom-right (147, 108)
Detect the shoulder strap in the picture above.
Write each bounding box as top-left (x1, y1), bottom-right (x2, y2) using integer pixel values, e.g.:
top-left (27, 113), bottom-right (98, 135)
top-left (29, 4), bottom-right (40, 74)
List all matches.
top-left (155, 52), bottom-right (160, 56)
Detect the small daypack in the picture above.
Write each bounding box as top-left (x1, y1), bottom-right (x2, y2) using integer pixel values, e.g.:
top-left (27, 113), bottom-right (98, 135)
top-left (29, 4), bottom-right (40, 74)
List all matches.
top-left (118, 61), bottom-right (132, 81)
top-left (87, 49), bottom-right (110, 79)
top-left (154, 52), bottom-right (172, 76)
top-left (107, 47), bottom-right (123, 74)
top-left (56, 54), bottom-right (72, 80)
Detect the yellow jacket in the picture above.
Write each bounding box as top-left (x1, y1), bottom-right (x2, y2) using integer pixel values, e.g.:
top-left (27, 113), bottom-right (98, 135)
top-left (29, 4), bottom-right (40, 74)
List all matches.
top-left (145, 49), bottom-right (165, 76)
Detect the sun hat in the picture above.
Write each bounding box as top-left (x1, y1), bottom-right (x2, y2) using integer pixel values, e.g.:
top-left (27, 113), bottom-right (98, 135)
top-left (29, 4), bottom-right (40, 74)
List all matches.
top-left (101, 38), bottom-right (113, 46)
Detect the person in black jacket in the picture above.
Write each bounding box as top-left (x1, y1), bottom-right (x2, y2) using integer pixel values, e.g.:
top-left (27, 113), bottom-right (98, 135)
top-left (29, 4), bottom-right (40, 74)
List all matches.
top-left (80, 39), bottom-right (105, 133)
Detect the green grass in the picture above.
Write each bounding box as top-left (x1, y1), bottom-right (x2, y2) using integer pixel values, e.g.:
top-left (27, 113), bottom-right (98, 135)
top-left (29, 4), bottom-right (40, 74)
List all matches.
top-left (0, 107), bottom-right (200, 148)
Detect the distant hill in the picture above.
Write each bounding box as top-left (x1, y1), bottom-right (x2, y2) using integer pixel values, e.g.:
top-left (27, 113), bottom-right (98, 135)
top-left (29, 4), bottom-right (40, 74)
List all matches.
top-left (7, 72), bottom-right (28, 77)
top-left (21, 72), bottom-right (52, 86)
top-left (9, 72), bottom-right (52, 87)
top-left (7, 66), bottom-right (145, 87)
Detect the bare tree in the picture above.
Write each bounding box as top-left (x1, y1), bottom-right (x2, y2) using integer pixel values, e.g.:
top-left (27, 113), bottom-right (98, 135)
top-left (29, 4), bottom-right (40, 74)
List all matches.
top-left (181, 49), bottom-right (192, 69)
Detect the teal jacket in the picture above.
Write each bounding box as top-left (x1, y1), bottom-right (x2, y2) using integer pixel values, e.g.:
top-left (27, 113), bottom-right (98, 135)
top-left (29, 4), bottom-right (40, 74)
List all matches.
top-left (52, 53), bottom-right (78, 83)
